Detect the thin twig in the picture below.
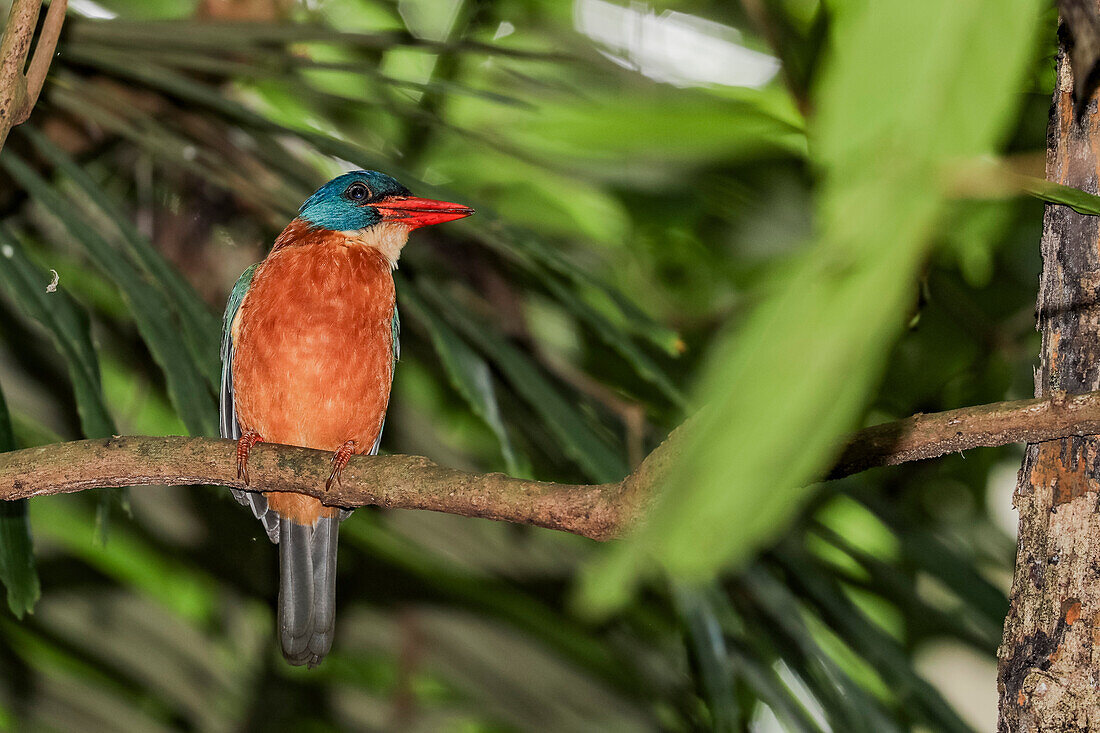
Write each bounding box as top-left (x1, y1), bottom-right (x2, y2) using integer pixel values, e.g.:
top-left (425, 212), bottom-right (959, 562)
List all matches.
top-left (0, 0), bottom-right (41, 149)
top-left (826, 390), bottom-right (1099, 479)
top-left (14, 0), bottom-right (66, 125)
top-left (0, 0), bottom-right (67, 150)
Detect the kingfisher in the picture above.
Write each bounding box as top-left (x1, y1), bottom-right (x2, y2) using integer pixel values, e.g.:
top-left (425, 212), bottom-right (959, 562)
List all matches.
top-left (219, 171), bottom-right (473, 667)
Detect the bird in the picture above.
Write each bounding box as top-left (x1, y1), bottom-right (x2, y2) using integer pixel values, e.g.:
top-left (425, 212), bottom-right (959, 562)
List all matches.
top-left (219, 171), bottom-right (473, 667)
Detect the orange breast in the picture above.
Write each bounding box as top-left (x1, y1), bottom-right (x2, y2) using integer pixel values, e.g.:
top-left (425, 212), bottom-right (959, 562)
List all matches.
top-left (232, 235), bottom-right (395, 522)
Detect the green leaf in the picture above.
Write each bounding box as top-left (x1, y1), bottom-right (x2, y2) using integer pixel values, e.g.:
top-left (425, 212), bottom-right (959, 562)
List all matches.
top-left (810, 522), bottom-right (999, 650)
top-left (579, 0), bottom-right (1043, 609)
top-left (19, 126), bottom-right (223, 391)
top-left (673, 584), bottom-right (740, 732)
top-left (1023, 177), bottom-right (1100, 216)
top-left (478, 224), bottom-right (685, 357)
top-left (0, 384), bottom-right (40, 618)
top-left (29, 500), bottom-right (219, 624)
top-left (868, 497), bottom-right (1008, 629)
top-left (340, 514), bottom-right (633, 690)
top-left (541, 274), bottom-right (686, 408)
top-left (0, 499), bottom-right (37, 620)
top-left (1, 154), bottom-right (217, 438)
top-left (737, 566), bottom-right (902, 732)
top-left (773, 551), bottom-right (970, 732)
top-left (0, 388), bottom-right (12, 452)
top-left (66, 18), bottom-right (527, 56)
top-left (0, 224), bottom-right (129, 541)
top-left (58, 50), bottom-right (392, 173)
top-left (411, 283), bottom-right (627, 483)
top-left (46, 83), bottom-right (300, 226)
top-left (724, 638), bottom-right (825, 733)
top-left (401, 292), bottom-right (520, 474)
top-left (0, 225), bottom-right (116, 439)
top-left (449, 83), bottom-right (807, 172)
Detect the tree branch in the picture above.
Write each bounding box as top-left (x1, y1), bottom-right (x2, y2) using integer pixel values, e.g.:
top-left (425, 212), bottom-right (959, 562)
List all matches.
top-left (827, 389), bottom-right (1100, 478)
top-left (0, 435), bottom-right (633, 540)
top-left (13, 0), bottom-right (66, 126)
top-left (3, 389), bottom-right (1100, 540)
top-left (0, 0), bottom-right (67, 150)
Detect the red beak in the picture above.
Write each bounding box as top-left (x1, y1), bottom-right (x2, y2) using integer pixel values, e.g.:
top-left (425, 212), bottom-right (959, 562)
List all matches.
top-left (375, 196), bottom-right (474, 229)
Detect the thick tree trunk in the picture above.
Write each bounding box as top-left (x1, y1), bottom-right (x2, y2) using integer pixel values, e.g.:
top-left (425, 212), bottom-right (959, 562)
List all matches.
top-left (996, 35), bottom-right (1100, 731)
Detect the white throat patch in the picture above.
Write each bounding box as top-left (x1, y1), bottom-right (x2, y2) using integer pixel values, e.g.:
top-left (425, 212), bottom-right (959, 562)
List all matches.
top-left (341, 222), bottom-right (411, 269)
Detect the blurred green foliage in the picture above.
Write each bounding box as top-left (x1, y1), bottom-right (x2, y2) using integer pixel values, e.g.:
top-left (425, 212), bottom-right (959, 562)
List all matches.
top-left (0, 0), bottom-right (1058, 729)
top-left (583, 0), bottom-right (1043, 605)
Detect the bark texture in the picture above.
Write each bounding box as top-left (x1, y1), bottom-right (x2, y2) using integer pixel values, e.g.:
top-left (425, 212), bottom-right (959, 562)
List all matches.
top-left (997, 38), bottom-right (1100, 731)
top-left (0, 436), bottom-right (633, 541)
top-left (7, 390), bottom-right (1100, 541)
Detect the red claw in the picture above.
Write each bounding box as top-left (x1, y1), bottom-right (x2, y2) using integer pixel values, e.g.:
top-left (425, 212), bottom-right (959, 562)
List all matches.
top-left (327, 440), bottom-right (357, 491)
top-left (237, 430), bottom-right (264, 485)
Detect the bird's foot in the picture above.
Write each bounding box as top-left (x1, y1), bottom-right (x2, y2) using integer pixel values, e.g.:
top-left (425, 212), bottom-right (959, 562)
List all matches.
top-left (327, 440), bottom-right (357, 491)
top-left (236, 430), bottom-right (264, 485)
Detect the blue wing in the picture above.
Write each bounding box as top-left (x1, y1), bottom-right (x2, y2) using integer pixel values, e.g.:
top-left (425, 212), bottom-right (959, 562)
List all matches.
top-left (219, 264), bottom-right (281, 543)
top-left (368, 305), bottom-right (399, 456)
top-left (219, 263), bottom-right (257, 441)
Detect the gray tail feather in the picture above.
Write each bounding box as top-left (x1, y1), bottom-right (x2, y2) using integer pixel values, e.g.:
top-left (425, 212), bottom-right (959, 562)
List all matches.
top-left (278, 515), bottom-right (339, 667)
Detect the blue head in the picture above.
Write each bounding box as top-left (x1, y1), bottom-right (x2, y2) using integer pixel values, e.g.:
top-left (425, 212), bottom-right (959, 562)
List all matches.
top-left (298, 171), bottom-right (412, 231)
top-left (297, 171), bottom-right (473, 232)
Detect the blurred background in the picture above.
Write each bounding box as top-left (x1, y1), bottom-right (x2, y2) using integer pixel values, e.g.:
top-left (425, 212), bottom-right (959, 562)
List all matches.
top-left (0, 0), bottom-right (1056, 730)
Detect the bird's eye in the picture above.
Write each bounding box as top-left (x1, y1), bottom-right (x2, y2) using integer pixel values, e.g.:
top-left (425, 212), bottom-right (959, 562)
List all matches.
top-left (345, 183), bottom-right (371, 201)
